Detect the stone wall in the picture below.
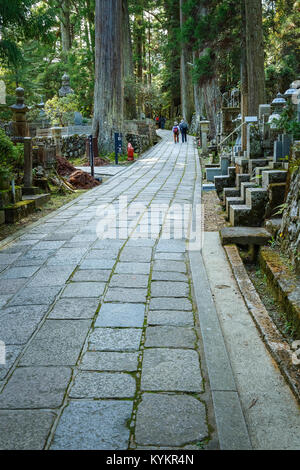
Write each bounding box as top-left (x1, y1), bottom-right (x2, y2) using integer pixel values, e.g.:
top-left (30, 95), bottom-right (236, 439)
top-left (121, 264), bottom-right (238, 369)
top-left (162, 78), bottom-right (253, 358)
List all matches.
top-left (34, 134), bottom-right (87, 160)
top-left (124, 119), bottom-right (159, 154)
top-left (280, 142), bottom-right (300, 273)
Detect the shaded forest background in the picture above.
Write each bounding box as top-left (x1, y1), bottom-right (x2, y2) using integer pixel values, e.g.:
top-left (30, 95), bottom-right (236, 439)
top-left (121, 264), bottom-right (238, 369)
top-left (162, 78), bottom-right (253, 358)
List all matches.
top-left (0, 0), bottom-right (299, 131)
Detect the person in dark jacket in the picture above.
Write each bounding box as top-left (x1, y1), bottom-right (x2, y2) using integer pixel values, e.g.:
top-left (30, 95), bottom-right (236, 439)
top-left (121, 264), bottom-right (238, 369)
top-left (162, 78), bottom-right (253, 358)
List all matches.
top-left (179, 119), bottom-right (188, 143)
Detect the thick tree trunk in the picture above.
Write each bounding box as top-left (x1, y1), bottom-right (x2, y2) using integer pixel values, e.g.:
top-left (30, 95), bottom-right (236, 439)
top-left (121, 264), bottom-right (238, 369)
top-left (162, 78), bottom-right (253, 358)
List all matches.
top-left (180, 0), bottom-right (194, 123)
top-left (241, 0), bottom-right (248, 151)
top-left (60, 0), bottom-right (72, 51)
top-left (164, 0), bottom-right (181, 116)
top-left (202, 77), bottom-right (221, 140)
top-left (92, 0), bottom-right (124, 153)
top-left (123, 0), bottom-right (136, 119)
top-left (245, 0), bottom-right (265, 116)
top-left (192, 51), bottom-right (204, 130)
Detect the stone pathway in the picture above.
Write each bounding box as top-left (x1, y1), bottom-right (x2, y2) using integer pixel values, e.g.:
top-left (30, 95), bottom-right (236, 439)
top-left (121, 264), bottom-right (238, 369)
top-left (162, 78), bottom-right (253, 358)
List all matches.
top-left (0, 131), bottom-right (214, 450)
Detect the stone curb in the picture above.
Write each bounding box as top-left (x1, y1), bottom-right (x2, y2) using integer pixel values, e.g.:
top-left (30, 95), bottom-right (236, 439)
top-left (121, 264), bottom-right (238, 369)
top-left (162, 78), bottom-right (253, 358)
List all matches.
top-left (225, 244), bottom-right (300, 404)
top-left (188, 147), bottom-right (252, 450)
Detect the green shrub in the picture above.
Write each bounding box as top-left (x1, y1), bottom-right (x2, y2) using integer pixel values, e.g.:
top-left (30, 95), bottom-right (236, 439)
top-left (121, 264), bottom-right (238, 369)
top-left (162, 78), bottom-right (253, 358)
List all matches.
top-left (0, 128), bottom-right (24, 174)
top-left (45, 94), bottom-right (80, 127)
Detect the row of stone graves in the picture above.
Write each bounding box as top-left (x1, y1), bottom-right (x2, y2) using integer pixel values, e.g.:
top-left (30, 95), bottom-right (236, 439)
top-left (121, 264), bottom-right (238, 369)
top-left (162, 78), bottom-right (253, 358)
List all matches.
top-left (200, 79), bottom-right (299, 238)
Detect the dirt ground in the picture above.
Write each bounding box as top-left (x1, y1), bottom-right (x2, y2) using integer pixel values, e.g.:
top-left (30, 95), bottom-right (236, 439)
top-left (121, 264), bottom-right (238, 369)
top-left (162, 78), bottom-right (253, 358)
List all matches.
top-left (202, 190), bottom-right (228, 232)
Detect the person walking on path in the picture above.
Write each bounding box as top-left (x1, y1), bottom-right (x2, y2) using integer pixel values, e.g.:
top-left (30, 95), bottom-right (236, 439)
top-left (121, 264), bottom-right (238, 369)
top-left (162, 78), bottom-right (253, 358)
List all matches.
top-left (179, 119), bottom-right (188, 143)
top-left (172, 121), bottom-right (180, 143)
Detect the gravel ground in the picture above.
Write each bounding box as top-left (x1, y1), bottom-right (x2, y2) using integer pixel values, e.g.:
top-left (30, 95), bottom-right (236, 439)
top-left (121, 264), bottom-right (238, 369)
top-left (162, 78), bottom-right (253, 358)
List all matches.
top-left (202, 191), bottom-right (228, 232)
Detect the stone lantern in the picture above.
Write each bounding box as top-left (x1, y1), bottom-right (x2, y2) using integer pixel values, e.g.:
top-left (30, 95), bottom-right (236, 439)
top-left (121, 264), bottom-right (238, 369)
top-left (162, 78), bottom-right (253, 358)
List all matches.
top-left (284, 80), bottom-right (300, 122)
top-left (59, 73), bottom-right (74, 98)
top-left (199, 120), bottom-right (210, 154)
top-left (268, 92), bottom-right (286, 130)
top-left (9, 87), bottom-right (30, 139)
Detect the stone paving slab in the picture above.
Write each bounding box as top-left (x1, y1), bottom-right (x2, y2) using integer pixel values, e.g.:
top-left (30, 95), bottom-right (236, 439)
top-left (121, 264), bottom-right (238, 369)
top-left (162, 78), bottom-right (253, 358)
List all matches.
top-left (114, 262), bottom-right (151, 275)
top-left (7, 286), bottom-right (62, 307)
top-left (48, 298), bottom-right (99, 320)
top-left (14, 250), bottom-right (56, 266)
top-left (0, 345), bottom-right (22, 380)
top-left (79, 259), bottom-right (115, 270)
top-left (0, 278), bottom-right (27, 294)
top-left (86, 248), bottom-right (120, 260)
top-left (62, 282), bottom-right (105, 298)
top-left (156, 240), bottom-right (186, 253)
top-left (95, 303), bottom-right (145, 327)
top-left (71, 269), bottom-right (111, 282)
top-left (147, 310), bottom-right (194, 327)
top-left (70, 371), bottom-right (136, 398)
top-left (141, 348), bottom-right (203, 392)
top-left (50, 400), bottom-right (133, 450)
top-left (104, 288), bottom-right (147, 303)
top-left (0, 367), bottom-right (72, 409)
top-left (120, 247), bottom-right (152, 262)
top-left (0, 410), bottom-right (57, 450)
top-left (31, 241), bottom-right (65, 251)
top-left (26, 266), bottom-right (75, 287)
top-left (0, 305), bottom-right (48, 344)
top-left (89, 328), bottom-right (142, 352)
top-left (0, 252), bottom-right (22, 265)
top-left (110, 274), bottom-right (149, 288)
top-left (153, 260), bottom-right (187, 273)
top-left (135, 394), bottom-right (208, 447)
top-left (151, 281), bottom-right (189, 298)
top-left (151, 271), bottom-right (188, 282)
top-left (79, 351), bottom-right (139, 371)
top-left (145, 326), bottom-right (196, 348)
top-left (154, 252), bottom-right (185, 261)
top-left (0, 266), bottom-right (40, 279)
top-left (149, 297), bottom-right (192, 311)
top-left (20, 320), bottom-right (91, 366)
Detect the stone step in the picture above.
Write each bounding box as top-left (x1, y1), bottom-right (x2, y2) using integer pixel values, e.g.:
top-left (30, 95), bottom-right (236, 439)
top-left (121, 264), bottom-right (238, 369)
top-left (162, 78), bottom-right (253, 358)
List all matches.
top-left (220, 227), bottom-right (272, 246)
top-left (225, 196), bottom-right (244, 219)
top-left (245, 187), bottom-right (268, 208)
top-left (248, 158), bottom-right (272, 174)
top-left (223, 174), bottom-right (251, 205)
top-left (223, 187), bottom-right (240, 200)
top-left (240, 182), bottom-right (257, 200)
top-left (4, 193), bottom-right (50, 224)
top-left (236, 173), bottom-right (250, 187)
top-left (4, 200), bottom-right (36, 224)
top-left (230, 187), bottom-right (268, 227)
top-left (229, 204), bottom-right (252, 226)
top-left (214, 167), bottom-right (236, 200)
top-left (22, 193), bottom-right (51, 209)
top-left (261, 170), bottom-right (288, 189)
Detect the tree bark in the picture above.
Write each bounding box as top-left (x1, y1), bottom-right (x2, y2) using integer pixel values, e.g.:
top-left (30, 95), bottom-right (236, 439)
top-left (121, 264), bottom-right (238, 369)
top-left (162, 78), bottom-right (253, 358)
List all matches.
top-left (240, 0), bottom-right (248, 151)
top-left (123, 0), bottom-right (137, 119)
top-left (202, 77), bottom-right (221, 139)
top-left (179, 0), bottom-right (194, 123)
top-left (192, 50), bottom-right (204, 131)
top-left (245, 0), bottom-right (265, 116)
top-left (92, 0), bottom-right (124, 153)
top-left (60, 0), bottom-right (72, 51)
